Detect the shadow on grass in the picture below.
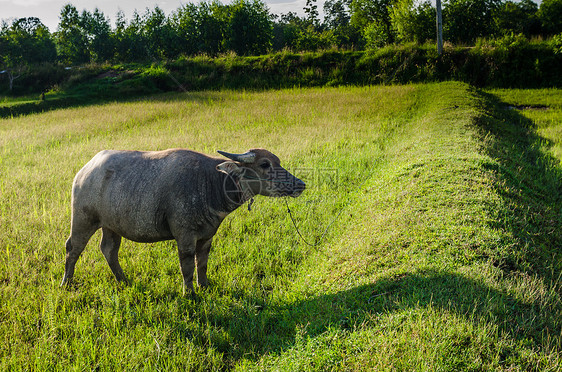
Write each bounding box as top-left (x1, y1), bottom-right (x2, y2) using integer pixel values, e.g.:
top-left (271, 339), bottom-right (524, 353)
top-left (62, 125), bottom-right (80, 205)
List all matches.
top-left (472, 89), bottom-right (562, 282)
top-left (166, 268), bottom-right (557, 366)
top-left (0, 90), bottom-right (226, 118)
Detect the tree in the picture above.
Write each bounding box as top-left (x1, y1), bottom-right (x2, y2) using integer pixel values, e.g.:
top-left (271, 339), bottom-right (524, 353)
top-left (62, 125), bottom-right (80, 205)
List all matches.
top-left (56, 4), bottom-right (89, 64)
top-left (324, 0), bottom-right (351, 29)
top-left (197, 2), bottom-right (228, 56)
top-left (227, 0), bottom-right (273, 55)
top-left (113, 10), bottom-right (150, 62)
top-left (443, 0), bottom-right (501, 43)
top-left (170, 4), bottom-right (200, 56)
top-left (304, 0), bottom-right (321, 29)
top-left (0, 27), bottom-right (25, 92)
top-left (295, 27), bottom-right (337, 50)
top-left (272, 12), bottom-right (303, 50)
top-left (363, 20), bottom-right (390, 48)
top-left (0, 17), bottom-right (56, 91)
top-left (272, 10), bottom-right (337, 52)
top-left (538, 0), bottom-right (562, 35)
top-left (81, 8), bottom-right (114, 62)
top-left (113, 10), bottom-right (130, 61)
top-left (350, 0), bottom-right (395, 46)
top-left (143, 6), bottom-right (176, 59)
top-left (4, 17), bottom-right (56, 63)
top-left (390, 0), bottom-right (435, 43)
top-left (324, 0), bottom-right (360, 47)
top-left (494, 0), bottom-right (540, 37)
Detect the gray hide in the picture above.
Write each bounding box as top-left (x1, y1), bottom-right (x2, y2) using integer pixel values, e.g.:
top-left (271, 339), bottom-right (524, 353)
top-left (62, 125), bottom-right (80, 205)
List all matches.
top-left (61, 148), bottom-right (305, 293)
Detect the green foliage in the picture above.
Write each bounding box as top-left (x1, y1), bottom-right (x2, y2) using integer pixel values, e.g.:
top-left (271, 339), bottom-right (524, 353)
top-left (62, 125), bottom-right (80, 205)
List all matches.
top-left (443, 0), bottom-right (502, 43)
top-left (56, 4), bottom-right (90, 64)
top-left (143, 6), bottom-right (177, 59)
top-left (272, 15), bottom-right (300, 50)
top-left (112, 11), bottom-right (149, 62)
top-left (140, 64), bottom-right (176, 90)
top-left (4, 0), bottom-right (562, 67)
top-left (304, 0), bottom-right (321, 28)
top-left (227, 0), bottom-right (273, 55)
top-left (272, 12), bottom-right (306, 51)
top-left (55, 6), bottom-right (115, 64)
top-left (350, 0), bottom-right (394, 45)
top-left (538, 0), bottom-right (562, 35)
top-left (477, 32), bottom-right (529, 50)
top-left (81, 8), bottom-right (114, 62)
top-left (390, 0), bottom-right (435, 43)
top-left (273, 9), bottom-right (348, 52)
top-left (493, 0), bottom-right (540, 37)
top-left (3, 38), bottom-right (562, 102)
top-left (1, 17), bottom-right (56, 64)
top-left (551, 33), bottom-right (562, 54)
top-left (296, 27), bottom-right (337, 51)
top-left (194, 2), bottom-right (229, 56)
top-left (0, 17), bottom-right (56, 91)
top-left (323, 0), bottom-right (360, 48)
top-left (465, 35), bottom-right (562, 87)
top-left (363, 21), bottom-right (389, 48)
top-left (169, 4), bottom-right (200, 56)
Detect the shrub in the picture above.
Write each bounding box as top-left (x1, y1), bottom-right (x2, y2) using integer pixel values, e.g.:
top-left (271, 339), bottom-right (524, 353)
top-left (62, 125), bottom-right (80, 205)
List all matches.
top-left (550, 33), bottom-right (562, 54)
top-left (140, 64), bottom-right (176, 90)
top-left (364, 22), bottom-right (389, 49)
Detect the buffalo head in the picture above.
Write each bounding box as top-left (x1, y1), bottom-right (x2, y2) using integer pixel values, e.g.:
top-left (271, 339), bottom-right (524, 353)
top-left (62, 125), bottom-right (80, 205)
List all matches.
top-left (216, 148), bottom-right (306, 200)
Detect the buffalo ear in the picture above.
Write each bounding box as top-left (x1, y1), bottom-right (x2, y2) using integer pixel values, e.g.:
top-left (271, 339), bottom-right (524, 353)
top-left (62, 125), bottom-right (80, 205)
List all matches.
top-left (216, 161), bottom-right (243, 176)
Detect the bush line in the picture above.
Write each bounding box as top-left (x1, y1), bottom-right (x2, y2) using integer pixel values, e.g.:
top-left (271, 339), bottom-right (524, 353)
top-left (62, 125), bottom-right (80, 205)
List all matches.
top-left (2, 43), bottom-right (561, 116)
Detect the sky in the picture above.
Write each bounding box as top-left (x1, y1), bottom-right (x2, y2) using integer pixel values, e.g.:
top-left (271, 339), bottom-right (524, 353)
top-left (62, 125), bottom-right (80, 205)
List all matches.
top-left (0, 0), bottom-right (315, 32)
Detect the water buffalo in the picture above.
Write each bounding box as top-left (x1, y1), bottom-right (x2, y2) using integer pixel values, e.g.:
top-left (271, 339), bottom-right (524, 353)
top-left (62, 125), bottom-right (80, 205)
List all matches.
top-left (61, 148), bottom-right (305, 293)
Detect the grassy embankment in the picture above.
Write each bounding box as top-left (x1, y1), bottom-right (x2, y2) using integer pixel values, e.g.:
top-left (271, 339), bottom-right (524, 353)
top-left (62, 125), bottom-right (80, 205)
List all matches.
top-left (2, 39), bottom-right (561, 117)
top-left (0, 82), bottom-right (561, 370)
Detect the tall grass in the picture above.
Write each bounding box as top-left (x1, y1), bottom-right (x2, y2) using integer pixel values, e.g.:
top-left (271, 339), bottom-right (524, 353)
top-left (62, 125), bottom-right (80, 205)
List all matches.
top-left (0, 83), bottom-right (560, 370)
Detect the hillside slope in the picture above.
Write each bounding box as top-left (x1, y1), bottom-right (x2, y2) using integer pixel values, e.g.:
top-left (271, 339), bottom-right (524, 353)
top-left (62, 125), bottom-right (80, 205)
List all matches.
top-left (245, 84), bottom-right (562, 370)
top-left (0, 82), bottom-right (560, 370)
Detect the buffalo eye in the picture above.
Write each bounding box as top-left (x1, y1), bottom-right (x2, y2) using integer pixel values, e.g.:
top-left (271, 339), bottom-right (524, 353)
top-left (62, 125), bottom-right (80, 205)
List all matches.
top-left (259, 161), bottom-right (271, 169)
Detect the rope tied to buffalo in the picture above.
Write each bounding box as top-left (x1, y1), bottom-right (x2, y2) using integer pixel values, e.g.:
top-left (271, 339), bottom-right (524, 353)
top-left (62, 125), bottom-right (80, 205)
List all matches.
top-left (283, 197), bottom-right (348, 247)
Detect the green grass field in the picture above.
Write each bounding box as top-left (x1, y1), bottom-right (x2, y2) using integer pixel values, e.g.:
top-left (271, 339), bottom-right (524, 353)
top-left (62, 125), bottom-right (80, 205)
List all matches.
top-left (1, 82), bottom-right (561, 370)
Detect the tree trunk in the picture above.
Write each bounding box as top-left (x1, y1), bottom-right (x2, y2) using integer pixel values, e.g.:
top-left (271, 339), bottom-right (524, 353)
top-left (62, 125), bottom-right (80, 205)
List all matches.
top-left (7, 70), bottom-right (21, 92)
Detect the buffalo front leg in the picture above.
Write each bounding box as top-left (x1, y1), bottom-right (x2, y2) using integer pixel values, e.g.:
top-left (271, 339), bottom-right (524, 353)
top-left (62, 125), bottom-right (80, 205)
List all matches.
top-left (176, 236), bottom-right (197, 294)
top-left (99, 228), bottom-right (127, 283)
top-left (195, 238), bottom-right (212, 287)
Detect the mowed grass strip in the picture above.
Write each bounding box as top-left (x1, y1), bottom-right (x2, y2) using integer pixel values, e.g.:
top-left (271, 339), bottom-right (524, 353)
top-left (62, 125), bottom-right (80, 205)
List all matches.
top-left (0, 83), bottom-right (560, 371)
top-left (251, 85), bottom-right (562, 371)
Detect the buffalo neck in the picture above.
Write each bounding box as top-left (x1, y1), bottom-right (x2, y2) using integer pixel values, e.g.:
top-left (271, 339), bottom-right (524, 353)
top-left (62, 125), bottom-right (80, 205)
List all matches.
top-left (219, 172), bottom-right (253, 214)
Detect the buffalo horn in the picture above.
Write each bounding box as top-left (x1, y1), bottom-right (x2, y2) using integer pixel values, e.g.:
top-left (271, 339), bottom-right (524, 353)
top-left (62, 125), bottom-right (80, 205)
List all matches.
top-left (217, 150), bottom-right (256, 163)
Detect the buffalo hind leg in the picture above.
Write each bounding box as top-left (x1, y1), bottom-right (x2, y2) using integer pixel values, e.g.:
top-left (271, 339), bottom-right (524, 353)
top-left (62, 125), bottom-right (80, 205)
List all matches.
top-left (100, 228), bottom-right (127, 283)
top-left (61, 225), bottom-right (97, 286)
top-left (195, 238), bottom-right (212, 287)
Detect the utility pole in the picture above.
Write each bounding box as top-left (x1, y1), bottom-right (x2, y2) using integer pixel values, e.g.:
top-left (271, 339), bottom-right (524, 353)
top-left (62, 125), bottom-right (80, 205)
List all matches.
top-left (436, 0), bottom-right (443, 55)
